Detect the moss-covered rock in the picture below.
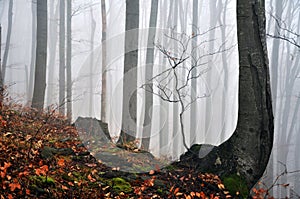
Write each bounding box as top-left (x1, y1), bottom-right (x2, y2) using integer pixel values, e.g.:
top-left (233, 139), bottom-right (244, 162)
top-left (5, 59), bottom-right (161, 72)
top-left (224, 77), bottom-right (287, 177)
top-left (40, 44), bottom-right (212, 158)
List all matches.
top-left (222, 174), bottom-right (249, 198)
top-left (107, 177), bottom-right (132, 193)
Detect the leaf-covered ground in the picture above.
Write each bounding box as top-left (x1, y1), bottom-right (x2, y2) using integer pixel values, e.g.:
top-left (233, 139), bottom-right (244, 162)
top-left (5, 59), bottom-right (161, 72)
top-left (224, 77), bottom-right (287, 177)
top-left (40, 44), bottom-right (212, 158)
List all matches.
top-left (0, 102), bottom-right (268, 198)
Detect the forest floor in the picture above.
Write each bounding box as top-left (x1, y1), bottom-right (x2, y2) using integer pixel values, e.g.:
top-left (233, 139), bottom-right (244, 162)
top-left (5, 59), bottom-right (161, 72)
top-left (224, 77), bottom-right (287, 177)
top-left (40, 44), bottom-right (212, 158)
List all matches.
top-left (0, 101), bottom-right (267, 199)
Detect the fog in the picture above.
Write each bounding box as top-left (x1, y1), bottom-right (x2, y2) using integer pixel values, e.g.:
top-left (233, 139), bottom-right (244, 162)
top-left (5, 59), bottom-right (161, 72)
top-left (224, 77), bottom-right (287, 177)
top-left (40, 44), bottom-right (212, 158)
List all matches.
top-left (0, 0), bottom-right (299, 197)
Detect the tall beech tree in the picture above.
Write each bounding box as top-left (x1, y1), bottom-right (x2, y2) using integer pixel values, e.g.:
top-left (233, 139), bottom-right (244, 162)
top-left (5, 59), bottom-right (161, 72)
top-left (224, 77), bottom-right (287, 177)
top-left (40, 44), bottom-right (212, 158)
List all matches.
top-left (32, 0), bottom-right (48, 109)
top-left (118, 0), bottom-right (139, 145)
top-left (177, 0), bottom-right (274, 193)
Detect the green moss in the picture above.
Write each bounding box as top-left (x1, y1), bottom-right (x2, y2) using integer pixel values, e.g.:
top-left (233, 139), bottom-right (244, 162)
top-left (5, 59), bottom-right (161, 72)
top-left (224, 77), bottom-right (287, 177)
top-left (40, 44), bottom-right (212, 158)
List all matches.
top-left (107, 177), bottom-right (132, 193)
top-left (222, 174), bottom-right (249, 198)
top-left (30, 176), bottom-right (55, 186)
top-left (157, 188), bottom-right (163, 194)
top-left (164, 165), bottom-right (178, 171)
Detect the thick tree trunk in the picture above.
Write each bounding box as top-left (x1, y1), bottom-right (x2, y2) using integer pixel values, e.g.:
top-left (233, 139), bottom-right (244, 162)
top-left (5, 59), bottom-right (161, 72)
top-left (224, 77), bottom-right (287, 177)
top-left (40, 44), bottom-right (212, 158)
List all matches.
top-left (177, 0), bottom-right (274, 191)
top-left (32, 0), bottom-right (48, 109)
top-left (141, 0), bottom-right (158, 151)
top-left (118, 0), bottom-right (139, 145)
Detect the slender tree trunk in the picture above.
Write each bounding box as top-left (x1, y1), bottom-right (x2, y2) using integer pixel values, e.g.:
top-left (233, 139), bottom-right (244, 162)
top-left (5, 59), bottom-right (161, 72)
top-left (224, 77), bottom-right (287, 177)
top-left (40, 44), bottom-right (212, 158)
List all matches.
top-left (2, 0), bottom-right (13, 87)
top-left (270, 1), bottom-right (283, 109)
top-left (177, 0), bottom-right (274, 191)
top-left (159, 0), bottom-right (171, 156)
top-left (101, 0), bottom-right (107, 122)
top-left (172, 0), bottom-right (179, 158)
top-left (118, 0), bottom-right (139, 145)
top-left (141, 0), bottom-right (158, 151)
top-left (59, 0), bottom-right (65, 114)
top-left (28, 0), bottom-right (36, 104)
top-left (46, 1), bottom-right (59, 107)
top-left (32, 0), bottom-right (48, 109)
top-left (190, 0), bottom-right (198, 144)
top-left (89, 6), bottom-right (96, 116)
top-left (0, 25), bottom-right (3, 103)
top-left (66, 0), bottom-right (72, 119)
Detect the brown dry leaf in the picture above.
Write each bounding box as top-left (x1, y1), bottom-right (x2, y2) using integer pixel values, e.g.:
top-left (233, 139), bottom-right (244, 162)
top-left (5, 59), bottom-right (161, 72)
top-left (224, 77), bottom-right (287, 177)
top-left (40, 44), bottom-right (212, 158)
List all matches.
top-left (61, 185), bottom-right (69, 190)
top-left (217, 183), bottom-right (225, 190)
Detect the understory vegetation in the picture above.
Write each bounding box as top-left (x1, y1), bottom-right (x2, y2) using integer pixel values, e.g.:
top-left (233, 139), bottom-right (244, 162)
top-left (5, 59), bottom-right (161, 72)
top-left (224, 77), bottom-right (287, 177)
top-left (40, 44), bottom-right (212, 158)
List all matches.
top-left (0, 100), bottom-right (272, 199)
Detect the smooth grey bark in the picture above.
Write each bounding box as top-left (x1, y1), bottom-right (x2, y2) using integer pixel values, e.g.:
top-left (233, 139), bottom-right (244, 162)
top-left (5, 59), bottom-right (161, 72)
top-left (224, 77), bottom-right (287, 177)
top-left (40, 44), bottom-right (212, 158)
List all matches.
top-left (28, 0), bottom-right (36, 104)
top-left (89, 6), bottom-right (96, 116)
top-left (1, 0), bottom-right (13, 88)
top-left (177, 0), bottom-right (274, 191)
top-left (204, 0), bottom-right (220, 139)
top-left (101, 0), bottom-right (107, 122)
top-left (118, 0), bottom-right (139, 145)
top-left (172, 0), bottom-right (179, 157)
top-left (190, 0), bottom-right (198, 144)
top-left (66, 0), bottom-right (72, 119)
top-left (32, 0), bottom-right (48, 109)
top-left (159, 0), bottom-right (171, 156)
top-left (270, 0), bottom-right (282, 108)
top-left (59, 0), bottom-right (65, 114)
top-left (46, 0), bottom-right (59, 107)
top-left (141, 0), bottom-right (158, 151)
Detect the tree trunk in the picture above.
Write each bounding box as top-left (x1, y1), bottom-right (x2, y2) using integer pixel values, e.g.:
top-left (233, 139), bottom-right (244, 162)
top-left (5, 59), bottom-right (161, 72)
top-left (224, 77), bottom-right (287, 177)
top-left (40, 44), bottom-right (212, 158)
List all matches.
top-left (66, 0), bottom-right (72, 119)
top-left (118, 0), bottom-right (139, 145)
top-left (32, 0), bottom-right (48, 109)
top-left (190, 0), bottom-right (198, 145)
top-left (177, 0), bottom-right (274, 191)
top-left (89, 6), bottom-right (96, 116)
top-left (46, 0), bottom-right (59, 107)
top-left (28, 0), bottom-right (36, 104)
top-left (141, 0), bottom-right (158, 151)
top-left (1, 0), bottom-right (13, 89)
top-left (100, 0), bottom-right (107, 122)
top-left (59, 0), bottom-right (65, 114)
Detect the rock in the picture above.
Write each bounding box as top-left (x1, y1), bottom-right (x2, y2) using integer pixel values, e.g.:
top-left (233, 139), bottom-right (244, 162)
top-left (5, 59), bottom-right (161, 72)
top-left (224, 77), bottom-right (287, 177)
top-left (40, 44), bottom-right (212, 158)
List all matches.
top-left (74, 117), bottom-right (111, 144)
top-left (40, 146), bottom-right (74, 159)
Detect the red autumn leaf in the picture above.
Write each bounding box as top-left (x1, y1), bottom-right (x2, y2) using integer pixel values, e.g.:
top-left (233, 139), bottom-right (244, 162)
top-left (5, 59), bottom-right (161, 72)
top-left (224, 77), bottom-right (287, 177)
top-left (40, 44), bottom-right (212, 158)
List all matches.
top-left (9, 182), bottom-right (21, 192)
top-left (18, 171), bottom-right (29, 178)
top-left (35, 165), bottom-right (48, 176)
top-left (7, 194), bottom-right (13, 199)
top-left (1, 171), bottom-right (6, 178)
top-left (26, 189), bottom-right (31, 195)
top-left (57, 158), bottom-right (65, 167)
top-left (169, 185), bottom-right (175, 193)
top-left (87, 174), bottom-right (96, 182)
top-left (0, 162), bottom-right (12, 171)
top-left (173, 187), bottom-right (180, 195)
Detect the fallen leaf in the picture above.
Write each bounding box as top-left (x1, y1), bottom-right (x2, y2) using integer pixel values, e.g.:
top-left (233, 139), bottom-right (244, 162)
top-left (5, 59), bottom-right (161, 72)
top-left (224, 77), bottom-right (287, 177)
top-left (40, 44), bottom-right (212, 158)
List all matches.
top-left (57, 158), bottom-right (65, 167)
top-left (61, 185), bottom-right (69, 190)
top-left (149, 170), bottom-right (155, 175)
top-left (9, 182), bottom-right (21, 192)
